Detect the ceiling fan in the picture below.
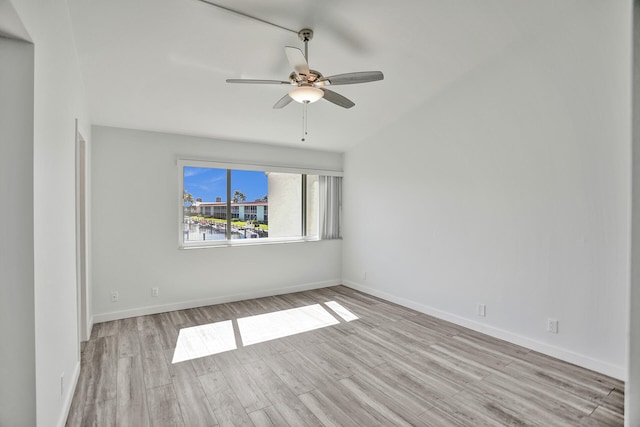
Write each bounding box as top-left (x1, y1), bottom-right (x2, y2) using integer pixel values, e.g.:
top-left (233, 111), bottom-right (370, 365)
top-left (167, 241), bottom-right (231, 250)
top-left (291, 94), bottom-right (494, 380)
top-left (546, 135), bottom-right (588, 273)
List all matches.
top-left (226, 28), bottom-right (384, 110)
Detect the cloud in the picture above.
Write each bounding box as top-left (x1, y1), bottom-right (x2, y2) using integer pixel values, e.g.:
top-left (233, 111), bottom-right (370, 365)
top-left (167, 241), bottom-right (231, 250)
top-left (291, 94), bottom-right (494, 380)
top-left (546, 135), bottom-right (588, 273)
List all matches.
top-left (183, 168), bottom-right (202, 177)
top-left (205, 175), bottom-right (226, 185)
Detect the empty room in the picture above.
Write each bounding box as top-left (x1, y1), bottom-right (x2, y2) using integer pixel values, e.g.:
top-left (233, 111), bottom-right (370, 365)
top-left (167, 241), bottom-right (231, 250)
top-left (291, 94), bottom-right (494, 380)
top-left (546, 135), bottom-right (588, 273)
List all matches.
top-left (1, 0), bottom-right (639, 426)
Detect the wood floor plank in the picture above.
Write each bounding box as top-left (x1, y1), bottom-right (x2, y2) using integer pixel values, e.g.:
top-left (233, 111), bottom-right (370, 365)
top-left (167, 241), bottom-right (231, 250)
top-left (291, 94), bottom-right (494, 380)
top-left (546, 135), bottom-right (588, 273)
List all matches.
top-left (117, 355), bottom-right (151, 426)
top-left (346, 365), bottom-right (434, 418)
top-left (166, 308), bottom-right (189, 326)
top-left (86, 335), bottom-right (118, 403)
top-left (97, 320), bottom-right (119, 338)
top-left (581, 406), bottom-right (625, 426)
top-left (345, 321), bottom-right (414, 357)
top-left (463, 373), bottom-right (587, 426)
top-left (261, 351), bottom-right (316, 395)
top-left (189, 354), bottom-right (221, 377)
top-left (248, 406), bottom-right (289, 427)
top-left (146, 384), bottom-right (185, 426)
top-left (452, 330), bottom-right (530, 360)
top-left (81, 338), bottom-right (96, 365)
top-left (381, 360), bottom-right (463, 401)
top-left (181, 307), bottom-right (211, 327)
top-left (330, 285), bottom-right (383, 305)
top-left (338, 376), bottom-right (420, 426)
top-left (330, 333), bottom-right (393, 368)
top-left (382, 317), bottom-right (450, 344)
top-left (293, 340), bottom-right (355, 380)
top-left (405, 346), bottom-right (490, 384)
top-left (278, 350), bottom-right (394, 427)
top-left (519, 350), bottom-right (622, 392)
top-left (242, 358), bottom-right (323, 426)
top-left (422, 343), bottom-right (504, 380)
top-left (230, 345), bottom-right (263, 365)
top-left (118, 323), bottom-right (142, 358)
top-left (276, 291), bottom-right (318, 308)
top-left (428, 393), bottom-right (521, 426)
top-left (169, 360), bottom-right (219, 427)
top-left (419, 405), bottom-right (475, 427)
top-left (199, 371), bottom-right (255, 427)
top-left (298, 390), bottom-right (360, 427)
top-left (70, 286), bottom-right (624, 427)
top-left (195, 305), bottom-right (231, 323)
top-left (82, 399), bottom-right (117, 427)
top-left (154, 312), bottom-right (180, 350)
top-left (140, 333), bottom-right (172, 389)
top-left (311, 383), bottom-right (395, 427)
top-left (600, 388), bottom-right (625, 414)
top-left (365, 323), bottom-right (433, 355)
top-left (214, 351), bottom-right (271, 413)
top-left (499, 358), bottom-right (613, 403)
top-left (407, 312), bottom-right (466, 336)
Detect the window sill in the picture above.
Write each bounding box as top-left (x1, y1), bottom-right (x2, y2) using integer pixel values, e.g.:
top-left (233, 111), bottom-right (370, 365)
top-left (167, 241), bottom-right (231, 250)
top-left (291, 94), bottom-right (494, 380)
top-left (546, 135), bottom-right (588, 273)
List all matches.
top-left (179, 236), bottom-right (323, 250)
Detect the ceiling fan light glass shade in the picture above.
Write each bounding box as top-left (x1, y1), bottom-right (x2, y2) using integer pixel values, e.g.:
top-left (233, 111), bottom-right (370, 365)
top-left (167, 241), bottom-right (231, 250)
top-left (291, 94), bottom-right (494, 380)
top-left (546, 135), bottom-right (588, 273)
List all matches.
top-left (289, 86), bottom-right (324, 103)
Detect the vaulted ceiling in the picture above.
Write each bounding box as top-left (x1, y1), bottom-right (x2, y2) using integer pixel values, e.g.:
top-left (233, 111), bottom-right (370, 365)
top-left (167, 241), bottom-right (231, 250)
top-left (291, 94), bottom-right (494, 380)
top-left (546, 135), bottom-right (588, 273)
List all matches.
top-left (66, 0), bottom-right (576, 151)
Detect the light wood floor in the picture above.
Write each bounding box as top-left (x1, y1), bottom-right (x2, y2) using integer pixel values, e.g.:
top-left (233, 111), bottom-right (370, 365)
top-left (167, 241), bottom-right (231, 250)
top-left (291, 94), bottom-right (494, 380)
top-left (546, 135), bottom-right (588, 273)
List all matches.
top-left (66, 286), bottom-right (624, 426)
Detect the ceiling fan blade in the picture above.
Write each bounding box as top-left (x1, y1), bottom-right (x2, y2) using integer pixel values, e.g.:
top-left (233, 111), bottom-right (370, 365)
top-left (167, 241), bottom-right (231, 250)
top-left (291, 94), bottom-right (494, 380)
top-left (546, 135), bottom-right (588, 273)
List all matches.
top-left (322, 71), bottom-right (384, 86)
top-left (226, 79), bottom-right (290, 84)
top-left (273, 94), bottom-right (293, 109)
top-left (321, 89), bottom-right (355, 109)
top-left (284, 46), bottom-right (310, 76)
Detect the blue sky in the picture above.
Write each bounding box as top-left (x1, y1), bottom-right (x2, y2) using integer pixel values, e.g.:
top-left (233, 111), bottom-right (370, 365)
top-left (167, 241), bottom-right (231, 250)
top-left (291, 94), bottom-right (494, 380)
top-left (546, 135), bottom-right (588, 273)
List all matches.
top-left (184, 167), bottom-right (268, 202)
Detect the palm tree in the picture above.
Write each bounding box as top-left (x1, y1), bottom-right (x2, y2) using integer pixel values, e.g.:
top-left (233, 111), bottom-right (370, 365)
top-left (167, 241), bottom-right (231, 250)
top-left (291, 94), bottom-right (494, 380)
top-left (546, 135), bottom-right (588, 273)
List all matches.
top-left (183, 190), bottom-right (194, 205)
top-left (183, 190), bottom-right (195, 216)
top-left (232, 190), bottom-right (246, 203)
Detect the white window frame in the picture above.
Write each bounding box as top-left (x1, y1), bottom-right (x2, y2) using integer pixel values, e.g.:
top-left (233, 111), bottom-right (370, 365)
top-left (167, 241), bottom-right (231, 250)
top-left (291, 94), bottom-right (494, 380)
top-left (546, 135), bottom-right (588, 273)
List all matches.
top-left (178, 158), bottom-right (342, 249)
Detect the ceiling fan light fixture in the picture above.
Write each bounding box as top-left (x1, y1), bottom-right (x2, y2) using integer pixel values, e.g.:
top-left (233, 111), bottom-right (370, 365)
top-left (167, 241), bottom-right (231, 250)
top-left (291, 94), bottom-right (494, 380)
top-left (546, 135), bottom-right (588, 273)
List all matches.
top-left (289, 85), bottom-right (324, 103)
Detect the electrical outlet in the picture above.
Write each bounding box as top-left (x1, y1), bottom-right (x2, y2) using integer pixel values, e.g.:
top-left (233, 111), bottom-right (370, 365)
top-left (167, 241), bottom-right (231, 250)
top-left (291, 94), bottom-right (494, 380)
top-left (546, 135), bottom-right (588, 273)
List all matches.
top-left (60, 372), bottom-right (64, 396)
top-left (152, 287), bottom-right (159, 297)
top-left (110, 291), bottom-right (118, 302)
top-left (547, 318), bottom-right (559, 334)
top-left (363, 271), bottom-right (367, 281)
top-left (477, 304), bottom-right (486, 317)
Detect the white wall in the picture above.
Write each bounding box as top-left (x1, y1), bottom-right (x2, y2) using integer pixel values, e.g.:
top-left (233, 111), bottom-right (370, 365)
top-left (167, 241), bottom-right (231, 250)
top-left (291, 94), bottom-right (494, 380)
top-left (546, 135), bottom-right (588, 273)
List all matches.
top-left (0, 35), bottom-right (36, 427)
top-left (4, 0), bottom-right (91, 425)
top-left (343, 1), bottom-right (631, 380)
top-left (91, 126), bottom-right (342, 321)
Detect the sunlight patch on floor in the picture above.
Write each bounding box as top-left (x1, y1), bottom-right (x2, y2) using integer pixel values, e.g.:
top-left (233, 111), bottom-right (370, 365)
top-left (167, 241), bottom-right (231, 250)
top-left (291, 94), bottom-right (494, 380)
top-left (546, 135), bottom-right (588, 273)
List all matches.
top-left (324, 301), bottom-right (359, 322)
top-left (238, 303), bottom-right (340, 346)
top-left (172, 320), bottom-right (236, 363)
top-left (172, 302), bottom-right (360, 363)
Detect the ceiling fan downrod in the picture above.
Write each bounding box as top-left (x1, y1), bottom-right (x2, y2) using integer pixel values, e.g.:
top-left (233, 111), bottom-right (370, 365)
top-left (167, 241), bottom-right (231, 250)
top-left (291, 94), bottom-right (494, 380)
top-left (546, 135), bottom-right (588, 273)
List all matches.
top-left (298, 29), bottom-right (313, 63)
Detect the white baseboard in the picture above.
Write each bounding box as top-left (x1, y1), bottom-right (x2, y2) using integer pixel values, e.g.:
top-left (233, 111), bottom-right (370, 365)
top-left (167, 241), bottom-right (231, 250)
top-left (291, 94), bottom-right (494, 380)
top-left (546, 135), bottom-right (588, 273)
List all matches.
top-left (58, 360), bottom-right (81, 427)
top-left (93, 279), bottom-right (341, 323)
top-left (343, 279), bottom-right (626, 381)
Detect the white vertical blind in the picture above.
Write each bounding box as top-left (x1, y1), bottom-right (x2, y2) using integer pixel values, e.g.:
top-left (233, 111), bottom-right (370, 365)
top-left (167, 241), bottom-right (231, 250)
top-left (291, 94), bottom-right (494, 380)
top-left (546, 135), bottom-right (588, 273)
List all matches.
top-left (319, 176), bottom-right (342, 240)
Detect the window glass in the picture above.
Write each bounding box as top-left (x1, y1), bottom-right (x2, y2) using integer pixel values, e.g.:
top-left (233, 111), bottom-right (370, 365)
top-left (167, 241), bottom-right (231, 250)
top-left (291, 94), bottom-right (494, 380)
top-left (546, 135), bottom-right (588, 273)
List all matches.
top-left (183, 167), bottom-right (227, 242)
top-left (182, 164), bottom-right (321, 246)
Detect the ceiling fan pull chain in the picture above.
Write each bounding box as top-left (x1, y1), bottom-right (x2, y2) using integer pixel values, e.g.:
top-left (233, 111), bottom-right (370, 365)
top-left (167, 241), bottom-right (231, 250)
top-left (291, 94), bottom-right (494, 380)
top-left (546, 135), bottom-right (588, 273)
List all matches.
top-left (300, 102), bottom-right (307, 142)
top-left (301, 101), bottom-right (307, 142)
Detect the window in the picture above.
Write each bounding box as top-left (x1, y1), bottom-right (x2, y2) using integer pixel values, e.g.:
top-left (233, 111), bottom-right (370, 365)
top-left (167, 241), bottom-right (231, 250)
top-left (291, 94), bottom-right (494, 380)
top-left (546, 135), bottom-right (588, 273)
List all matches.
top-left (179, 160), bottom-right (340, 247)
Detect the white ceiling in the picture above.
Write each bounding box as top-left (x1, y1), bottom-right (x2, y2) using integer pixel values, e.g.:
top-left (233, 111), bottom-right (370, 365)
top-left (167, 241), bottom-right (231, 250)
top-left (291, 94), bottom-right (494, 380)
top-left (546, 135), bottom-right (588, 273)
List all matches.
top-left (66, 0), bottom-right (576, 152)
